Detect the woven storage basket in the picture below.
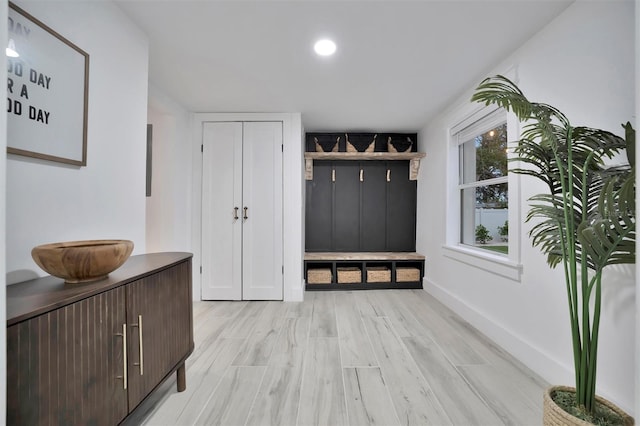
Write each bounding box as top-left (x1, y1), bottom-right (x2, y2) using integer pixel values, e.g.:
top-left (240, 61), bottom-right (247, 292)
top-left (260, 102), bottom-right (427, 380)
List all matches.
top-left (396, 267), bottom-right (420, 282)
top-left (543, 386), bottom-right (634, 426)
top-left (337, 267), bottom-right (361, 283)
top-left (367, 266), bottom-right (391, 283)
top-left (307, 268), bottom-right (332, 284)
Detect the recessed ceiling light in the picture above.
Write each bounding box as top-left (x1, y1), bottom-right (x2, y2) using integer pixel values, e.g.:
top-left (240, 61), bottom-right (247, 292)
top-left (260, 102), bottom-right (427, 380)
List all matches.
top-left (314, 39), bottom-right (336, 56)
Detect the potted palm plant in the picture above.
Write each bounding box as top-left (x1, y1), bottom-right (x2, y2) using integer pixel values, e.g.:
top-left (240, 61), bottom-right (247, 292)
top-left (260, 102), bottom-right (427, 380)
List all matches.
top-left (471, 75), bottom-right (635, 425)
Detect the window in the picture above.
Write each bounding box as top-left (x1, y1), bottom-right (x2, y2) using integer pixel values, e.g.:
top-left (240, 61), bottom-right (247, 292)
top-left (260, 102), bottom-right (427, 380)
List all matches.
top-left (454, 108), bottom-right (508, 255)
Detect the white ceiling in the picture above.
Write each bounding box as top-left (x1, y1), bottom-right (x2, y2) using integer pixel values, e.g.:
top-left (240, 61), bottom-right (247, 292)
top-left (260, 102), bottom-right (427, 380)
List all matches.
top-left (115, 0), bottom-right (573, 132)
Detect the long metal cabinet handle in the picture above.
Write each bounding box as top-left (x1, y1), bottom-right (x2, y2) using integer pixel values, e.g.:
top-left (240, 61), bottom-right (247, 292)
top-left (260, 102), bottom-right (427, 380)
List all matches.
top-left (244, 207), bottom-right (249, 220)
top-left (360, 169), bottom-right (364, 182)
top-left (117, 324), bottom-right (128, 389)
top-left (133, 315), bottom-right (144, 375)
top-left (332, 169), bottom-right (335, 182)
top-left (233, 207), bottom-right (239, 221)
top-left (386, 169), bottom-right (391, 182)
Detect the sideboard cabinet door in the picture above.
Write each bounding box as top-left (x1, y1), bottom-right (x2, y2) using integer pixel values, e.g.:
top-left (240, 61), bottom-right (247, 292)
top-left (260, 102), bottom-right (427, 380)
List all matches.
top-left (7, 287), bottom-right (128, 426)
top-left (126, 261), bottom-right (193, 408)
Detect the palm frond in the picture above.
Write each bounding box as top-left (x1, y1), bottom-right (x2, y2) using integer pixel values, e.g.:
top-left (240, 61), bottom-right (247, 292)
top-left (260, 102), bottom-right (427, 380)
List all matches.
top-left (579, 167), bottom-right (636, 269)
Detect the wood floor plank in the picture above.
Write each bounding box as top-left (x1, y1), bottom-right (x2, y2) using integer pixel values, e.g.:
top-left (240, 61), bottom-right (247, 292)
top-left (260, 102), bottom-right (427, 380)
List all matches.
top-left (394, 290), bottom-right (488, 365)
top-left (245, 317), bottom-right (310, 425)
top-left (142, 338), bottom-right (245, 425)
top-left (270, 317), bottom-right (311, 368)
top-left (370, 290), bottom-right (422, 338)
top-left (189, 316), bottom-right (234, 369)
top-left (309, 292), bottom-right (338, 338)
top-left (285, 299), bottom-right (314, 318)
top-left (343, 367), bottom-right (400, 426)
top-left (232, 302), bottom-right (286, 366)
top-left (196, 366), bottom-right (266, 426)
top-left (402, 335), bottom-right (504, 425)
top-left (246, 365), bottom-right (304, 426)
top-left (335, 293), bottom-right (378, 367)
top-left (362, 316), bottom-right (453, 426)
top-left (221, 301), bottom-right (268, 338)
top-left (458, 364), bottom-right (543, 425)
top-left (298, 338), bottom-right (347, 426)
top-left (201, 300), bottom-right (248, 318)
top-left (352, 291), bottom-right (386, 317)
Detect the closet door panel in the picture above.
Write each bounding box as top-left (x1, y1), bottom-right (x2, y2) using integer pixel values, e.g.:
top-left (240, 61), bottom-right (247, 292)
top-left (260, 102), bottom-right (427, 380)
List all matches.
top-left (361, 161), bottom-right (387, 251)
top-left (387, 161), bottom-right (417, 251)
top-left (202, 122), bottom-right (243, 300)
top-left (305, 160), bottom-right (333, 251)
top-left (333, 162), bottom-right (360, 251)
top-left (242, 122), bottom-right (283, 300)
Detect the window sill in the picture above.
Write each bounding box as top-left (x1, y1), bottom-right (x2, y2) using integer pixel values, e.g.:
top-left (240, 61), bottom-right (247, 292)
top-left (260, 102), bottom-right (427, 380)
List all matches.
top-left (442, 244), bottom-right (522, 282)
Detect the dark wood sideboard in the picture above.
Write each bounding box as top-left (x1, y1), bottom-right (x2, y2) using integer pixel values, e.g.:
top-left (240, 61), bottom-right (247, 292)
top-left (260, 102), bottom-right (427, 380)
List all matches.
top-left (6, 252), bottom-right (194, 425)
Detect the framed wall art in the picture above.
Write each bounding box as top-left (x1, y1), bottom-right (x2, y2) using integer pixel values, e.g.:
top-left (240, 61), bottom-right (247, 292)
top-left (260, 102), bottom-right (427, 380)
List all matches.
top-left (7, 2), bottom-right (89, 166)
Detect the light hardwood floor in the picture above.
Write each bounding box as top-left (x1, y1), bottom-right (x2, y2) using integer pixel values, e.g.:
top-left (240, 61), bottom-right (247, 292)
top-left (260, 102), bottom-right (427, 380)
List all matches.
top-left (129, 290), bottom-right (547, 426)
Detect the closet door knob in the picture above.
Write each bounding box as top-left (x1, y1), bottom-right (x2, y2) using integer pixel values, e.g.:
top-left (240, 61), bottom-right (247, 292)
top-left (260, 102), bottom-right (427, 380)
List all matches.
top-left (244, 207), bottom-right (249, 220)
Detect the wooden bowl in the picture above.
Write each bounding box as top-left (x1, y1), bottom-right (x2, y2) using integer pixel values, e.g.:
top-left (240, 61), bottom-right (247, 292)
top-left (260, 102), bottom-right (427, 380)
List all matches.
top-left (31, 240), bottom-right (134, 283)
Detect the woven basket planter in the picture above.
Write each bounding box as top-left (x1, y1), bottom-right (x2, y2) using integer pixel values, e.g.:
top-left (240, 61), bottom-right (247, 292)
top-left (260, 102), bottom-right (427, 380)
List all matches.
top-left (543, 386), bottom-right (634, 426)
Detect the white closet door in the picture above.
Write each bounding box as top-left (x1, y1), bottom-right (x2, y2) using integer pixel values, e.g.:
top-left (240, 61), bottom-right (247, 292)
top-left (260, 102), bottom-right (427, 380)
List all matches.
top-left (242, 122), bottom-right (283, 300)
top-left (201, 122), bottom-right (243, 300)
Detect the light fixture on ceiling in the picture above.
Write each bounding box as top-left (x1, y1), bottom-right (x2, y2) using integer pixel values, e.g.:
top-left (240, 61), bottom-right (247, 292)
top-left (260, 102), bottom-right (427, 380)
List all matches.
top-left (6, 38), bottom-right (19, 58)
top-left (314, 39), bottom-right (336, 56)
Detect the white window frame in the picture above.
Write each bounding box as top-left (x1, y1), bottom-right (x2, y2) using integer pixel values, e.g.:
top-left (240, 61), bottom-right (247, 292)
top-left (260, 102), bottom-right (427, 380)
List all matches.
top-left (443, 93), bottom-right (523, 282)
top-left (457, 108), bottom-right (508, 250)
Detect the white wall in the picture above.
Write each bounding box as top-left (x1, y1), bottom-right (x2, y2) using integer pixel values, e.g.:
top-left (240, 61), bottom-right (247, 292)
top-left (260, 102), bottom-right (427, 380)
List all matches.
top-left (1, 1), bottom-right (8, 421)
top-left (418, 0), bottom-right (636, 414)
top-left (6, 0), bottom-right (149, 282)
top-left (146, 83), bottom-right (192, 253)
top-left (146, 83), bottom-right (195, 293)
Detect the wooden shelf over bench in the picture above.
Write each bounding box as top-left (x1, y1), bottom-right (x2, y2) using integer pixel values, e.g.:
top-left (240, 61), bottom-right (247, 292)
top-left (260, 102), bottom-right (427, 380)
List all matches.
top-left (304, 252), bottom-right (425, 291)
top-left (304, 152), bottom-right (426, 181)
